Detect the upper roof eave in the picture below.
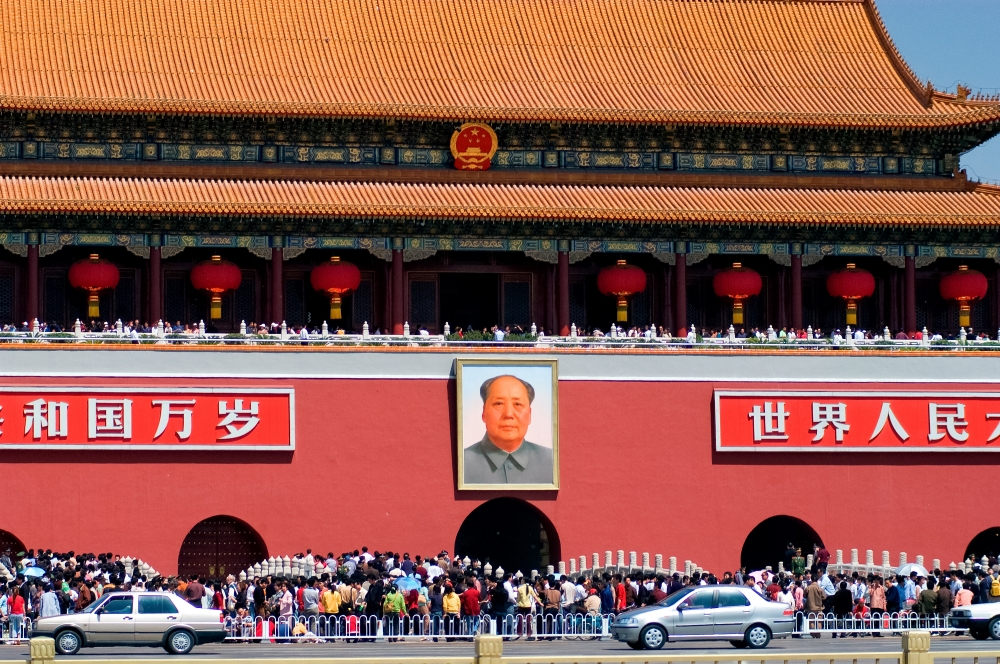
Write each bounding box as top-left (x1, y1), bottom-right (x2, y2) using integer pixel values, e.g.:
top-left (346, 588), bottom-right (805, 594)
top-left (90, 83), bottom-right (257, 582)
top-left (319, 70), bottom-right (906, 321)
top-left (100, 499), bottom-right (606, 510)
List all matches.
top-left (4, 96), bottom-right (1000, 132)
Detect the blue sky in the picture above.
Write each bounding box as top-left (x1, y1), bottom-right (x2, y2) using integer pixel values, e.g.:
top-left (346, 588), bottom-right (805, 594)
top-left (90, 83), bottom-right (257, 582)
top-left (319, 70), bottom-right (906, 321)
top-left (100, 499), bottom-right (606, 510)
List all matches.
top-left (876, 0), bottom-right (1000, 182)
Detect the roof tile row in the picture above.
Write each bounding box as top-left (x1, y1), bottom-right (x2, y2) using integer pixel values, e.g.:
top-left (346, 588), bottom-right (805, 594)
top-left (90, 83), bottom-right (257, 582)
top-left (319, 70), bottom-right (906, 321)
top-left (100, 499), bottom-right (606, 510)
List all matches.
top-left (0, 0), bottom-right (997, 127)
top-left (1, 176), bottom-right (999, 227)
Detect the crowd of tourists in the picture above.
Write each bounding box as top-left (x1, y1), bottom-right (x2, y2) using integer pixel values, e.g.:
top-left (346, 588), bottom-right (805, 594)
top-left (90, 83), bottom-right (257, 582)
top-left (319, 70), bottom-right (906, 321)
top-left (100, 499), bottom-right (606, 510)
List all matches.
top-left (3, 544), bottom-right (1000, 642)
top-left (741, 544), bottom-right (1000, 637)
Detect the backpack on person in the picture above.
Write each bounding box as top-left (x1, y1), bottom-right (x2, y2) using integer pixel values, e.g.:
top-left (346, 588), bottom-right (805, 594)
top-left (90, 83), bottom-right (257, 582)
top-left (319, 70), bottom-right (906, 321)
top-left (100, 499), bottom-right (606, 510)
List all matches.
top-left (990, 576), bottom-right (1000, 598)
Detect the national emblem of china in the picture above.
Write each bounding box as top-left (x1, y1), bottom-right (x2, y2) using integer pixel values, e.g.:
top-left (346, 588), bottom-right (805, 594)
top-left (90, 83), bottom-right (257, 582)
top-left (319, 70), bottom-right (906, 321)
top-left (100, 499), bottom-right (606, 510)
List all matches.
top-left (450, 122), bottom-right (498, 170)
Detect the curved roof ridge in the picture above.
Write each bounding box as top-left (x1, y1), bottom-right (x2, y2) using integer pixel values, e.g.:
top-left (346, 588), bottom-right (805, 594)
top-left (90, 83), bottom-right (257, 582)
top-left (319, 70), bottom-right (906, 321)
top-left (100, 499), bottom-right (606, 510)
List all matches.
top-left (862, 0), bottom-right (932, 107)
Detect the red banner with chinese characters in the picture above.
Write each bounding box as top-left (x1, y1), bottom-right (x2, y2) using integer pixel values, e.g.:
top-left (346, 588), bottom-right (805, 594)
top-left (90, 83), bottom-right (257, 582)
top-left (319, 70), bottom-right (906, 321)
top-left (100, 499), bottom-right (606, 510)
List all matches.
top-left (0, 387), bottom-right (293, 450)
top-left (715, 390), bottom-right (1000, 452)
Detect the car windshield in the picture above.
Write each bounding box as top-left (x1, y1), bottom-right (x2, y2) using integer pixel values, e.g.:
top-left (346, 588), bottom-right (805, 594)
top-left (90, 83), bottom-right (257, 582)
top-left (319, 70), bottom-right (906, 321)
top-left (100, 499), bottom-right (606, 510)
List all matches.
top-left (658, 587), bottom-right (696, 606)
top-left (79, 597), bottom-right (107, 614)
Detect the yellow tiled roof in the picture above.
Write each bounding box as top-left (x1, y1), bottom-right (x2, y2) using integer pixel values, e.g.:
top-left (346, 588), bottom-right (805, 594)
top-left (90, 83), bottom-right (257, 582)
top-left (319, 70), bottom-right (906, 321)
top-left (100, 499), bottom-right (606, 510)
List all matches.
top-left (1, 0), bottom-right (997, 127)
top-left (3, 176), bottom-right (1000, 227)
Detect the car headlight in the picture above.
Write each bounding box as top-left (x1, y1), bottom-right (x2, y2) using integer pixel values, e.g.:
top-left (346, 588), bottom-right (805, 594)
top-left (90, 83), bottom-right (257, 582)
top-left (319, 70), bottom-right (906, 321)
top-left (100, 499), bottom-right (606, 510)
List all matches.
top-left (951, 610), bottom-right (970, 617)
top-left (616, 616), bottom-right (639, 626)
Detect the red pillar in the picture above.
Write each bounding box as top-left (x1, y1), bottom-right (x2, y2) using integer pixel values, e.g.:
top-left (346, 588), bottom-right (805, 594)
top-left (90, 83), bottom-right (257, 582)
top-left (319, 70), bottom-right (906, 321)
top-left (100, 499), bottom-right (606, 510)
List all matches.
top-left (557, 248), bottom-right (570, 335)
top-left (790, 253), bottom-right (803, 330)
top-left (392, 246), bottom-right (404, 334)
top-left (149, 245), bottom-right (162, 324)
top-left (673, 250), bottom-right (687, 336)
top-left (26, 242), bottom-right (39, 324)
top-left (662, 264), bottom-right (672, 334)
top-left (271, 247), bottom-right (283, 324)
top-left (904, 254), bottom-right (916, 336)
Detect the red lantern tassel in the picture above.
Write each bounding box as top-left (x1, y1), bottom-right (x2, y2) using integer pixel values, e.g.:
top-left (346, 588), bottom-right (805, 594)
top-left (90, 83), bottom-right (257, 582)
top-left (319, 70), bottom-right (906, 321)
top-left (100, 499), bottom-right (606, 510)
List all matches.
top-left (616, 297), bottom-right (628, 322)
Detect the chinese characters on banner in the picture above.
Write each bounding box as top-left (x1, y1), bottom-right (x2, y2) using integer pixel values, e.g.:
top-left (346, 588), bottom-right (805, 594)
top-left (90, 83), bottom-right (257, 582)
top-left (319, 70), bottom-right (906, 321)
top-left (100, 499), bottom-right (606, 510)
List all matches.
top-left (0, 388), bottom-right (293, 449)
top-left (715, 390), bottom-right (1000, 451)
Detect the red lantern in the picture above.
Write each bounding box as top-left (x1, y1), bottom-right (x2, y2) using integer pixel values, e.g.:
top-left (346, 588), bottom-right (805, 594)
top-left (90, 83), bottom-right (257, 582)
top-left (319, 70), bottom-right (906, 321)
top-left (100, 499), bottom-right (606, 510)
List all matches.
top-left (68, 254), bottom-right (120, 318)
top-left (310, 256), bottom-right (361, 320)
top-left (190, 255), bottom-right (242, 320)
top-left (826, 263), bottom-right (875, 326)
top-left (713, 263), bottom-right (762, 325)
top-left (940, 265), bottom-right (988, 327)
top-left (597, 260), bottom-right (647, 322)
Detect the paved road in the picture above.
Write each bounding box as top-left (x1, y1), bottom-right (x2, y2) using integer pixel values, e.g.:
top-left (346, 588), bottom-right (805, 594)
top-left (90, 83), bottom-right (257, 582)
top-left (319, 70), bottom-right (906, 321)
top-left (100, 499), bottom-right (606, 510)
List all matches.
top-left (2, 636), bottom-right (998, 660)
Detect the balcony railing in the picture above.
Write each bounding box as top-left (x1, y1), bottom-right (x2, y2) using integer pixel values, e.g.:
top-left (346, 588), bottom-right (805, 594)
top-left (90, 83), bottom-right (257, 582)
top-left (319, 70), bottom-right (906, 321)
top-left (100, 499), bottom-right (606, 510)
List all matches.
top-left (1, 319), bottom-right (997, 351)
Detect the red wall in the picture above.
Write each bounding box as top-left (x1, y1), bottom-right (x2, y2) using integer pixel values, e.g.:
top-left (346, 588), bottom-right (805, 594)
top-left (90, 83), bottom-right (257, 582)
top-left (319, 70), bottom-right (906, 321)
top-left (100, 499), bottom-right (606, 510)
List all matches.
top-left (2, 374), bottom-right (992, 575)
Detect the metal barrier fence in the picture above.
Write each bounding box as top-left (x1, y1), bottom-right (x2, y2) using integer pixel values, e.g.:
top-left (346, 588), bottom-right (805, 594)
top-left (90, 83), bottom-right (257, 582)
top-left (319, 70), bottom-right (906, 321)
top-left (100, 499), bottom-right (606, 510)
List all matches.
top-left (222, 611), bottom-right (964, 643)
top-left (224, 612), bottom-right (609, 642)
top-left (0, 617), bottom-right (33, 643)
top-left (795, 612), bottom-right (962, 636)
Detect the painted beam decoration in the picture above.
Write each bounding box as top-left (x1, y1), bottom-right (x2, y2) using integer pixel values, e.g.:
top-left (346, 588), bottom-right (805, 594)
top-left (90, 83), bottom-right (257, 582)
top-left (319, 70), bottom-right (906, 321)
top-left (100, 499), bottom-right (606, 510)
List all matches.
top-left (715, 390), bottom-right (1000, 452)
top-left (0, 387), bottom-right (294, 450)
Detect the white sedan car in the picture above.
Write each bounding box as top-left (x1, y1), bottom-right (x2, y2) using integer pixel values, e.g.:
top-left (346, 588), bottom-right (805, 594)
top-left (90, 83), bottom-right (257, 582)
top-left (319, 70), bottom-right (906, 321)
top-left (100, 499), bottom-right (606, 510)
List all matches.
top-left (950, 603), bottom-right (1000, 640)
top-left (33, 592), bottom-right (226, 655)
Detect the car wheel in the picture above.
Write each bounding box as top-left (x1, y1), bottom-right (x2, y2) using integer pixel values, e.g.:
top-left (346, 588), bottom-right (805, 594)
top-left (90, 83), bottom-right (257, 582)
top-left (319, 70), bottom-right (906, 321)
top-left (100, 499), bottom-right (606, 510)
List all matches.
top-left (731, 640), bottom-right (749, 648)
top-left (165, 629), bottom-right (195, 655)
top-left (639, 624), bottom-right (667, 650)
top-left (971, 627), bottom-right (990, 640)
top-left (55, 629), bottom-right (82, 656)
top-left (989, 617), bottom-right (1000, 641)
top-left (744, 624), bottom-right (772, 649)
top-left (627, 640), bottom-right (645, 650)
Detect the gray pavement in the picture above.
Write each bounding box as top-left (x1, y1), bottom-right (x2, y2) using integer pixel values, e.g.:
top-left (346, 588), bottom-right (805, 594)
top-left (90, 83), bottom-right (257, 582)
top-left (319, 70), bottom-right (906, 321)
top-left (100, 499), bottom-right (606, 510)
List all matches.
top-left (1, 635), bottom-right (997, 660)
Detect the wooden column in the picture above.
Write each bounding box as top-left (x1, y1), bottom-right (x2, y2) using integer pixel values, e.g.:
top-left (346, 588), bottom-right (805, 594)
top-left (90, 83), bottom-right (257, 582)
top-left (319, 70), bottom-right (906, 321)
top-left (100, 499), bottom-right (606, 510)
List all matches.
top-left (26, 239), bottom-right (39, 324)
top-left (790, 253), bottom-right (802, 330)
top-left (777, 267), bottom-right (787, 330)
top-left (673, 245), bottom-right (687, 336)
top-left (149, 245), bottom-right (162, 324)
top-left (662, 264), bottom-right (672, 334)
top-left (392, 242), bottom-right (404, 334)
top-left (270, 246), bottom-right (284, 324)
top-left (904, 255), bottom-right (916, 335)
top-left (557, 242), bottom-right (570, 335)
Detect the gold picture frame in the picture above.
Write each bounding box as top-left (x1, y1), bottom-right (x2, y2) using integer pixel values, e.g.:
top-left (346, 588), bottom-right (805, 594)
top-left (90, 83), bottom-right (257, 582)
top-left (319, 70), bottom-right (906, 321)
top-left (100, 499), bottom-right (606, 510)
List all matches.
top-left (456, 358), bottom-right (559, 491)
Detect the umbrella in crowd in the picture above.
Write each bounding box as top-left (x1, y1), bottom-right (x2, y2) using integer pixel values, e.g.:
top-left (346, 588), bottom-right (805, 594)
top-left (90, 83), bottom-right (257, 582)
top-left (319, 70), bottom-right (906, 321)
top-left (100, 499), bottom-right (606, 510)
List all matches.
top-left (23, 567), bottom-right (45, 578)
top-left (895, 563), bottom-right (929, 578)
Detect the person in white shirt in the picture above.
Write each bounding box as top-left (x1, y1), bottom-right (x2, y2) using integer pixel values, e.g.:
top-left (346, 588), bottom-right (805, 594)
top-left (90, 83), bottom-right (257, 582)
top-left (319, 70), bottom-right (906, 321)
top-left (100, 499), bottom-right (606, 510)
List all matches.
top-left (39, 585), bottom-right (61, 618)
top-left (560, 576), bottom-right (577, 612)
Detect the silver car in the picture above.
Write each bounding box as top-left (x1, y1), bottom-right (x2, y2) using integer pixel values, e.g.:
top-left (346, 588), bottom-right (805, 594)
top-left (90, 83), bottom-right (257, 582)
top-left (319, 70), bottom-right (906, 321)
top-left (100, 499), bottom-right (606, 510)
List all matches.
top-left (610, 585), bottom-right (795, 649)
top-left (33, 592), bottom-right (226, 655)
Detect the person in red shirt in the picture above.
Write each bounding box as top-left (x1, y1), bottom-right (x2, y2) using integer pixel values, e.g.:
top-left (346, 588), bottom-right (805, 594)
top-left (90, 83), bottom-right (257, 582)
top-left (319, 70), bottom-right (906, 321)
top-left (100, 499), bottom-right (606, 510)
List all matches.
top-left (212, 582), bottom-right (225, 611)
top-left (460, 580), bottom-right (480, 633)
top-left (8, 587), bottom-right (26, 644)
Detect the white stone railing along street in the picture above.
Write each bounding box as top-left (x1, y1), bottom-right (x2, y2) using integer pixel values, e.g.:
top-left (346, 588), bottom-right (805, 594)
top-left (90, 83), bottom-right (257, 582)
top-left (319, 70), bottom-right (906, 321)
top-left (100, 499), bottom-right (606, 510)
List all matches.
top-left (235, 546), bottom-right (984, 586)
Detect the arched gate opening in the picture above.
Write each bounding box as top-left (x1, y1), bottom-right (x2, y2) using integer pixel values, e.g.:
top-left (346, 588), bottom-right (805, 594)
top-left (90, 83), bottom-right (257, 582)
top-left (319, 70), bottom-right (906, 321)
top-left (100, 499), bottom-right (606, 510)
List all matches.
top-left (0, 530), bottom-right (25, 559)
top-left (966, 528), bottom-right (1000, 563)
top-left (177, 515), bottom-right (267, 580)
top-left (455, 498), bottom-right (560, 577)
top-left (741, 515), bottom-right (823, 573)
